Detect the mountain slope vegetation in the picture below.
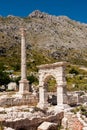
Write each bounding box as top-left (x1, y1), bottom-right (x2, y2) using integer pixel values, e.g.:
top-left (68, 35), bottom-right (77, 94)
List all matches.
top-left (0, 10), bottom-right (87, 71)
top-left (0, 10), bottom-right (87, 90)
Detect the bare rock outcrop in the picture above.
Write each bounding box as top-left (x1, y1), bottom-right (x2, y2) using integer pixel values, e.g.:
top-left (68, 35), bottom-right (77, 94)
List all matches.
top-left (0, 10), bottom-right (87, 68)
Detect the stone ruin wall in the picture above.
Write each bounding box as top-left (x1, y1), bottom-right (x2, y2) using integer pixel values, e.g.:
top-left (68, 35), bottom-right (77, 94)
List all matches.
top-left (2, 111), bottom-right (63, 130)
top-left (0, 94), bottom-right (38, 107)
top-left (67, 93), bottom-right (87, 106)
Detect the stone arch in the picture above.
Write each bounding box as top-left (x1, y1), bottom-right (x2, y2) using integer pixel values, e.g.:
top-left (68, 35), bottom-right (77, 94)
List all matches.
top-left (43, 74), bottom-right (57, 92)
top-left (43, 74), bottom-right (57, 105)
top-left (37, 62), bottom-right (68, 109)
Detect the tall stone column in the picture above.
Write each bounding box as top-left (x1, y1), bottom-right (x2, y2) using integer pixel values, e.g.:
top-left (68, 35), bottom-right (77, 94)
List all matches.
top-left (21, 28), bottom-right (26, 80)
top-left (19, 27), bottom-right (29, 94)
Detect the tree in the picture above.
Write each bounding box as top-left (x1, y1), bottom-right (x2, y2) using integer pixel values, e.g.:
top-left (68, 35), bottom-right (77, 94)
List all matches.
top-left (0, 63), bottom-right (10, 85)
top-left (0, 70), bottom-right (10, 85)
top-left (69, 68), bottom-right (79, 75)
top-left (27, 75), bottom-right (38, 85)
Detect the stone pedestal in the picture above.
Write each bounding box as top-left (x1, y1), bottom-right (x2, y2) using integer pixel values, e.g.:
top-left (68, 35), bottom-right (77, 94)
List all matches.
top-left (19, 79), bottom-right (29, 94)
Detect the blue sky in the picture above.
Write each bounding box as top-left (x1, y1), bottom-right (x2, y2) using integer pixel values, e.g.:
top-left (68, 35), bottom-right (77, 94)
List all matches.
top-left (0, 0), bottom-right (87, 23)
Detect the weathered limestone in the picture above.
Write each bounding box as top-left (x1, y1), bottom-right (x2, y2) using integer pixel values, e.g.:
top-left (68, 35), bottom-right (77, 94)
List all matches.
top-left (2, 107), bottom-right (63, 130)
top-left (37, 62), bottom-right (68, 109)
top-left (7, 82), bottom-right (17, 91)
top-left (19, 27), bottom-right (29, 94)
top-left (62, 117), bottom-right (68, 129)
top-left (83, 127), bottom-right (87, 130)
top-left (0, 95), bottom-right (38, 107)
top-left (37, 121), bottom-right (58, 130)
top-left (4, 127), bottom-right (15, 130)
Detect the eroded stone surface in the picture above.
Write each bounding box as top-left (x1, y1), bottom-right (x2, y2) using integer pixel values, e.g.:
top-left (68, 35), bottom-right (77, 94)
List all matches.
top-left (0, 105), bottom-right (63, 130)
top-left (37, 121), bottom-right (57, 130)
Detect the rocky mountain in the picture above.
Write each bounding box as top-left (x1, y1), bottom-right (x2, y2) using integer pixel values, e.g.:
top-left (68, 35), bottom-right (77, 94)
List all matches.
top-left (0, 10), bottom-right (87, 71)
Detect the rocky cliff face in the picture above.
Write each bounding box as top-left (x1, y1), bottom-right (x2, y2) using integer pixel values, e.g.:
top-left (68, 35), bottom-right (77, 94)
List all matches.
top-left (0, 10), bottom-right (87, 69)
top-left (29, 10), bottom-right (87, 50)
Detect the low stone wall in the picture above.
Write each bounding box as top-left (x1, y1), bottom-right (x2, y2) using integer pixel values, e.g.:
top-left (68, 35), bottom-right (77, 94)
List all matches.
top-left (67, 92), bottom-right (87, 106)
top-left (2, 111), bottom-right (63, 130)
top-left (79, 95), bottom-right (87, 104)
top-left (0, 93), bottom-right (38, 107)
top-left (68, 94), bottom-right (78, 106)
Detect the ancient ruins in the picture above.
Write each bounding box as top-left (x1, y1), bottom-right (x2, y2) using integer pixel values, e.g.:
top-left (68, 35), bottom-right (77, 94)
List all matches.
top-left (0, 28), bottom-right (65, 130)
top-left (37, 62), bottom-right (68, 109)
top-left (0, 27), bottom-right (87, 130)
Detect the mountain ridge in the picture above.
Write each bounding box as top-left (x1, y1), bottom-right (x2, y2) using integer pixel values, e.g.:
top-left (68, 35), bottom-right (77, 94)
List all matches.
top-left (0, 10), bottom-right (87, 70)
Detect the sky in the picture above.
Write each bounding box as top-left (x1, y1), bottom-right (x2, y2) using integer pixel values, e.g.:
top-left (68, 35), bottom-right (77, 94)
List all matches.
top-left (0, 0), bottom-right (87, 23)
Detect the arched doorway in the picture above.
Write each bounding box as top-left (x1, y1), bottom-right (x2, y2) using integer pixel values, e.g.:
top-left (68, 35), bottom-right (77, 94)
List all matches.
top-left (37, 62), bottom-right (68, 109)
top-left (44, 75), bottom-right (57, 92)
top-left (44, 75), bottom-right (57, 105)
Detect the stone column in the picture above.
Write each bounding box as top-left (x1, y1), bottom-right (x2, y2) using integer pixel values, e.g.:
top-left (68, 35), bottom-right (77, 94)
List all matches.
top-left (21, 28), bottom-right (26, 80)
top-left (37, 86), bottom-right (45, 108)
top-left (57, 84), bottom-right (64, 109)
top-left (56, 66), bottom-right (67, 109)
top-left (19, 27), bottom-right (29, 94)
top-left (37, 85), bottom-right (48, 109)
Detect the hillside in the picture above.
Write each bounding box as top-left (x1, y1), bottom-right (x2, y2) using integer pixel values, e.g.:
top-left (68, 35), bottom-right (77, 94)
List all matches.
top-left (0, 10), bottom-right (87, 71)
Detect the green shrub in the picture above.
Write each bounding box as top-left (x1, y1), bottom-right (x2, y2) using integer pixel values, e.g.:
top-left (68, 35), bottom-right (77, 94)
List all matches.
top-left (69, 68), bottom-right (79, 75)
top-left (27, 75), bottom-right (39, 85)
top-left (0, 70), bottom-right (10, 85)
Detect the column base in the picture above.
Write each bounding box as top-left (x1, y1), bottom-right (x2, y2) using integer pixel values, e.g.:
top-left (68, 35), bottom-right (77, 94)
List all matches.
top-left (54, 104), bottom-right (70, 112)
top-left (37, 102), bottom-right (49, 109)
top-left (54, 104), bottom-right (64, 112)
top-left (15, 91), bottom-right (32, 99)
top-left (19, 79), bottom-right (29, 94)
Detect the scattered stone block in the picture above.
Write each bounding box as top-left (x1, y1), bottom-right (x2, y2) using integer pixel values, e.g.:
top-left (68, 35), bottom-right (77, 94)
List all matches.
top-left (4, 127), bottom-right (15, 130)
top-left (62, 117), bottom-right (68, 129)
top-left (37, 121), bottom-right (57, 130)
top-left (7, 82), bottom-right (17, 91)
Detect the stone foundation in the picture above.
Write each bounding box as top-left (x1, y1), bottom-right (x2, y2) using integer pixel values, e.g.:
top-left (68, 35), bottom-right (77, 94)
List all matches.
top-left (0, 92), bottom-right (38, 107)
top-left (2, 111), bottom-right (63, 130)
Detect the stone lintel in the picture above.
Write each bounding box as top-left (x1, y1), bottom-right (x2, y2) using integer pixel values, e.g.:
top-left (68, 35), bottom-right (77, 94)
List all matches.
top-left (37, 62), bottom-right (67, 70)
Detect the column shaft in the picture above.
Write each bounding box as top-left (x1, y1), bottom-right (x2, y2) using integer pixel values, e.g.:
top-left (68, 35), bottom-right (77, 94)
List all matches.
top-left (19, 28), bottom-right (29, 94)
top-left (21, 33), bottom-right (26, 79)
top-left (57, 85), bottom-right (63, 105)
